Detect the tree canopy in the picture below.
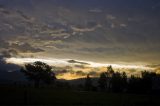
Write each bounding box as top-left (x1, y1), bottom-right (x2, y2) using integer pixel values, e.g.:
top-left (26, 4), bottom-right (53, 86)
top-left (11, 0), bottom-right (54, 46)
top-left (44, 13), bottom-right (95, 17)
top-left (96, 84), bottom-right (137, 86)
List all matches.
top-left (21, 61), bottom-right (56, 87)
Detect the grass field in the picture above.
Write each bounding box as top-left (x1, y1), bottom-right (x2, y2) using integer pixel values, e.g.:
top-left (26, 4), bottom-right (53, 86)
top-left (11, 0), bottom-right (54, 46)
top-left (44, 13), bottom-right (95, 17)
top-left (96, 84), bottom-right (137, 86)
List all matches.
top-left (0, 86), bottom-right (160, 106)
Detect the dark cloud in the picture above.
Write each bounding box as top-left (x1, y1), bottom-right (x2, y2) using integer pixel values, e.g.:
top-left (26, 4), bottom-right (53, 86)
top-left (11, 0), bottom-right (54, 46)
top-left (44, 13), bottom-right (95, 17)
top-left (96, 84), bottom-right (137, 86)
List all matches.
top-left (54, 44), bottom-right (70, 49)
top-left (68, 60), bottom-right (90, 65)
top-left (0, 40), bottom-right (9, 49)
top-left (1, 49), bottom-right (18, 58)
top-left (16, 10), bottom-right (32, 21)
top-left (74, 65), bottom-right (86, 69)
top-left (54, 69), bottom-right (87, 76)
top-left (78, 47), bottom-right (125, 54)
top-left (0, 55), bottom-right (20, 72)
top-left (89, 71), bottom-right (98, 76)
top-left (54, 69), bottom-right (69, 75)
top-left (75, 71), bottom-right (86, 76)
top-left (0, 40), bottom-right (44, 56)
top-left (1, 50), bottom-right (11, 58)
top-left (0, 55), bottom-right (25, 82)
top-left (10, 42), bottom-right (44, 53)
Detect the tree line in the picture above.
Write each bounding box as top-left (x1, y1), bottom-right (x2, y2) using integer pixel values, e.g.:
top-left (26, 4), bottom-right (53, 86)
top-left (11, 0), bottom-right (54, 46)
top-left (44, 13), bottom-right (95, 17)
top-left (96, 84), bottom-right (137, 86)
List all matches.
top-left (21, 61), bottom-right (160, 94)
top-left (85, 66), bottom-right (160, 94)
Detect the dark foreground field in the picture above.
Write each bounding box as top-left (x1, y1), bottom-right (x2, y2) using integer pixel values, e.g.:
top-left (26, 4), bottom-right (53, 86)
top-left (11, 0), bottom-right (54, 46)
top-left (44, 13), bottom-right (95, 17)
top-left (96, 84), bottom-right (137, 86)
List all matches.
top-left (0, 86), bottom-right (160, 106)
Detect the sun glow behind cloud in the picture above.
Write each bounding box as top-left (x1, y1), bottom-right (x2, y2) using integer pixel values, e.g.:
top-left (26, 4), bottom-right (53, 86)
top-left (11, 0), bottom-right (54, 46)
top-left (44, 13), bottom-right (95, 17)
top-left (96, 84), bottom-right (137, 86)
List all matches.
top-left (5, 57), bottom-right (153, 69)
top-left (5, 57), bottom-right (69, 67)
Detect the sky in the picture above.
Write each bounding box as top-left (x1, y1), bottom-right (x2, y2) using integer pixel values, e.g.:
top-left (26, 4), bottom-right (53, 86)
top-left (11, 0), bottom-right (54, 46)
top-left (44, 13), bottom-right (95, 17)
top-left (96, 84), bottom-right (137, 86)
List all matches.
top-left (0, 0), bottom-right (160, 80)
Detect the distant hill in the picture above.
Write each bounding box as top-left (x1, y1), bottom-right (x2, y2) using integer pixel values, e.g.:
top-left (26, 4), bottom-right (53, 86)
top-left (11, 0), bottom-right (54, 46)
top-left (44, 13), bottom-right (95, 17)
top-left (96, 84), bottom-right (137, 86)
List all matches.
top-left (59, 77), bottom-right (99, 86)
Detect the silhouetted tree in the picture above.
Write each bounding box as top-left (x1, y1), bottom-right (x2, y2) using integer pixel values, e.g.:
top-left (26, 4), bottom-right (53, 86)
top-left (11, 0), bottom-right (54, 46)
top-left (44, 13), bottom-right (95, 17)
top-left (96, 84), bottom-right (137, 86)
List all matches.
top-left (97, 66), bottom-right (160, 94)
top-left (128, 75), bottom-right (142, 93)
top-left (21, 61), bottom-right (56, 88)
top-left (128, 71), bottom-right (157, 93)
top-left (141, 71), bottom-right (156, 93)
top-left (98, 73), bottom-right (107, 91)
top-left (107, 65), bottom-right (114, 77)
top-left (121, 72), bottom-right (128, 91)
top-left (105, 65), bottom-right (115, 91)
top-left (98, 66), bottom-right (128, 93)
top-left (84, 74), bottom-right (93, 91)
top-left (110, 72), bottom-right (123, 92)
top-left (109, 72), bottom-right (127, 92)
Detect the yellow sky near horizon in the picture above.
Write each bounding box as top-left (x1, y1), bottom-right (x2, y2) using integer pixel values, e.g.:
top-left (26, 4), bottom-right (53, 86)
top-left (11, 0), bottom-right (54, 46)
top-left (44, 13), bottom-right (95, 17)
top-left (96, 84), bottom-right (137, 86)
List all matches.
top-left (5, 57), bottom-right (156, 80)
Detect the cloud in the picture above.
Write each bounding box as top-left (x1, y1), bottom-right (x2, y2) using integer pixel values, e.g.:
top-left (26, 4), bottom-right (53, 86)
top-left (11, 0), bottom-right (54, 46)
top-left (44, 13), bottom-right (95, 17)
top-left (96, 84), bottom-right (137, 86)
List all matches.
top-left (106, 14), bottom-right (116, 20)
top-left (120, 23), bottom-right (127, 27)
top-left (0, 55), bottom-right (20, 72)
top-left (0, 8), bottom-right (10, 15)
top-left (0, 40), bottom-right (9, 49)
top-left (54, 69), bottom-right (70, 75)
top-left (10, 42), bottom-right (44, 53)
top-left (88, 8), bottom-right (102, 13)
top-left (71, 26), bottom-right (96, 32)
top-left (78, 47), bottom-right (125, 54)
top-left (1, 49), bottom-right (18, 58)
top-left (0, 55), bottom-right (24, 81)
top-left (54, 43), bottom-right (70, 49)
top-left (1, 50), bottom-right (11, 58)
top-left (54, 69), bottom-right (87, 78)
top-left (68, 60), bottom-right (90, 65)
top-left (74, 65), bottom-right (86, 69)
top-left (88, 71), bottom-right (98, 77)
top-left (0, 0), bottom-right (160, 66)
top-left (70, 22), bottom-right (101, 33)
top-left (75, 71), bottom-right (86, 76)
top-left (16, 10), bottom-right (34, 21)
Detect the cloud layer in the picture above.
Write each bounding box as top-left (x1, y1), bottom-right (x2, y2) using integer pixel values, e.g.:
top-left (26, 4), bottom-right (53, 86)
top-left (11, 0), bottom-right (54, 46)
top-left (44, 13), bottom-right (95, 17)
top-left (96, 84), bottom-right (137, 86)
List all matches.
top-left (0, 0), bottom-right (160, 65)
